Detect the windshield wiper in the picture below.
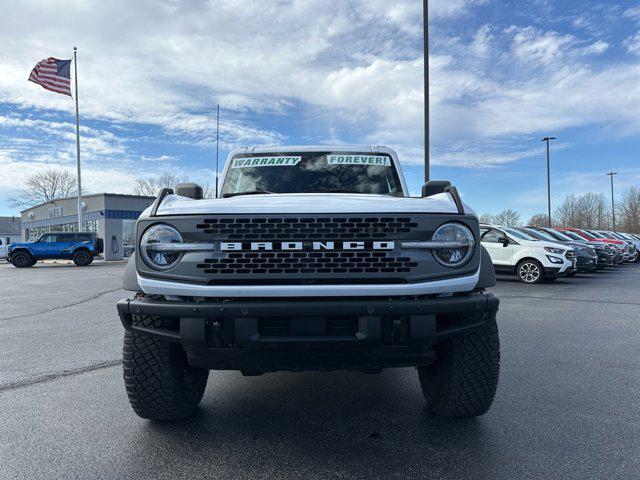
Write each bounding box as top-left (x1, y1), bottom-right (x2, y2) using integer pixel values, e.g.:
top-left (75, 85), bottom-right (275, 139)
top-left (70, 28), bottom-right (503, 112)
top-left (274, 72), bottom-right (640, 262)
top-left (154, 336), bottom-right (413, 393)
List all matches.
top-left (222, 190), bottom-right (274, 198)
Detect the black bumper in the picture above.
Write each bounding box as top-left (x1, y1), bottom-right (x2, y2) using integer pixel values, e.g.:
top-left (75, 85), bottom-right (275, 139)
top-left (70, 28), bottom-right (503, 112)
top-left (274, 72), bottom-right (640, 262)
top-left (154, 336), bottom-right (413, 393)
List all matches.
top-left (544, 266), bottom-right (564, 277)
top-left (117, 293), bottom-right (499, 373)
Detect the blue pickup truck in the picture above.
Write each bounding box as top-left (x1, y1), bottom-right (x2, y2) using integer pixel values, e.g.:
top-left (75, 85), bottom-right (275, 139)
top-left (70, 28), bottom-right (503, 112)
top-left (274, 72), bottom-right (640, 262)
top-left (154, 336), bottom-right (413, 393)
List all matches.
top-left (7, 232), bottom-right (104, 268)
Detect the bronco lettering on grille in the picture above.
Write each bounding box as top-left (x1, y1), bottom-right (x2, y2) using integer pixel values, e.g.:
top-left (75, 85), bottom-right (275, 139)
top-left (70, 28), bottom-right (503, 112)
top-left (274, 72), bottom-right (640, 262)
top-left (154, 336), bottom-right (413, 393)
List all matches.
top-left (220, 241), bottom-right (395, 252)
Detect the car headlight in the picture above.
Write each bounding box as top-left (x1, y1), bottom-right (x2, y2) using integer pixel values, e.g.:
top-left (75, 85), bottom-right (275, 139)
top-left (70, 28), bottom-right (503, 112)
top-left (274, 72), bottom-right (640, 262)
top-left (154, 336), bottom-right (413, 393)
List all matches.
top-left (140, 224), bottom-right (184, 270)
top-left (544, 246), bottom-right (565, 254)
top-left (430, 223), bottom-right (475, 267)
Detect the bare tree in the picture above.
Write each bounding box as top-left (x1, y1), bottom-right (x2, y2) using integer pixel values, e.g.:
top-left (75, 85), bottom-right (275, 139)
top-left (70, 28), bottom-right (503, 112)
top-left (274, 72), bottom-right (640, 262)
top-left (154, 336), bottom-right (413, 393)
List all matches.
top-left (618, 186), bottom-right (640, 233)
top-left (555, 193), bottom-right (610, 229)
top-left (8, 169), bottom-right (78, 209)
top-left (493, 209), bottom-right (521, 227)
top-left (133, 172), bottom-right (217, 198)
top-left (527, 214), bottom-right (549, 227)
top-left (133, 172), bottom-right (188, 197)
top-left (554, 194), bottom-right (581, 227)
top-left (592, 194), bottom-right (611, 230)
top-left (200, 182), bottom-right (216, 199)
top-left (478, 213), bottom-right (494, 225)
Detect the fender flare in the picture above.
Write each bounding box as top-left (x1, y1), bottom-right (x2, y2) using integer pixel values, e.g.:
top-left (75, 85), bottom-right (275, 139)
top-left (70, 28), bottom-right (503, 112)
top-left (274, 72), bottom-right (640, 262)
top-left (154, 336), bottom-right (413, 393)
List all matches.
top-left (122, 255), bottom-right (142, 292)
top-left (475, 245), bottom-right (496, 289)
top-left (8, 247), bottom-right (34, 259)
top-left (70, 246), bottom-right (92, 256)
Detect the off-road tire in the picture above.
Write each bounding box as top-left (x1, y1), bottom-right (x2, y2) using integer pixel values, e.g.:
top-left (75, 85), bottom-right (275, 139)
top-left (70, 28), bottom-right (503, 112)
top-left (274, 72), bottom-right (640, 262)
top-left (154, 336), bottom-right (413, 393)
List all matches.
top-left (123, 315), bottom-right (209, 420)
top-left (417, 311), bottom-right (500, 418)
top-left (72, 250), bottom-right (92, 266)
top-left (516, 259), bottom-right (545, 284)
top-left (11, 252), bottom-right (34, 268)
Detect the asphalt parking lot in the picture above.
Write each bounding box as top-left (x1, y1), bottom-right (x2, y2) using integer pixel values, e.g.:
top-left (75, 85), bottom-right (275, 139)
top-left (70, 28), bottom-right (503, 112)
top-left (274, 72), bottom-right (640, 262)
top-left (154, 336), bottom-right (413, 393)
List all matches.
top-left (1, 261), bottom-right (639, 479)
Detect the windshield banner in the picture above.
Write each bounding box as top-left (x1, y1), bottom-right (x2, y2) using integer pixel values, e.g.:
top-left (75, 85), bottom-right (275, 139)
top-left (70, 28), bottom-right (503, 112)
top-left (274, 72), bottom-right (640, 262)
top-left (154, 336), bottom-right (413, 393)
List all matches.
top-left (231, 156), bottom-right (302, 168)
top-left (327, 155), bottom-right (391, 166)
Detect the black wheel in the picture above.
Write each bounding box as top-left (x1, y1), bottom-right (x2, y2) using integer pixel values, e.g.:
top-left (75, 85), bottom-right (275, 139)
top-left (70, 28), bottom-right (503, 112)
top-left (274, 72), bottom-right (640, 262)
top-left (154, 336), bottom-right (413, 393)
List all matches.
top-left (11, 252), bottom-right (34, 268)
top-left (123, 315), bottom-right (209, 420)
top-left (72, 250), bottom-right (92, 266)
top-left (516, 259), bottom-right (545, 284)
top-left (417, 311), bottom-right (500, 418)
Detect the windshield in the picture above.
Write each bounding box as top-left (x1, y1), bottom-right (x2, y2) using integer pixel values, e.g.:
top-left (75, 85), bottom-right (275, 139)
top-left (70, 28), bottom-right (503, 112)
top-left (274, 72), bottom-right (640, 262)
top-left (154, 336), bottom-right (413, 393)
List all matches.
top-left (544, 229), bottom-right (573, 241)
top-left (503, 227), bottom-right (537, 241)
top-left (578, 230), bottom-right (596, 240)
top-left (221, 152), bottom-right (403, 196)
top-left (562, 230), bottom-right (583, 241)
top-left (524, 228), bottom-right (558, 242)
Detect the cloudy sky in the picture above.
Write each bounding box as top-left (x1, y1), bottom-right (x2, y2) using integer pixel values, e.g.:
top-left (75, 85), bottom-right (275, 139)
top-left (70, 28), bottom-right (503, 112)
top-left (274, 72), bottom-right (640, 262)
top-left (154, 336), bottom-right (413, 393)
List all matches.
top-left (1, 0), bottom-right (640, 218)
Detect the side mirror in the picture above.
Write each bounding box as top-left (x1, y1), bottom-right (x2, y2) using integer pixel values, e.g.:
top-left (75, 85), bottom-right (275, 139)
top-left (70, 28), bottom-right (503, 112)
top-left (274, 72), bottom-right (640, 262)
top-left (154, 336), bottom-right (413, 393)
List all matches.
top-left (175, 183), bottom-right (203, 200)
top-left (421, 180), bottom-right (451, 198)
top-left (499, 236), bottom-right (510, 247)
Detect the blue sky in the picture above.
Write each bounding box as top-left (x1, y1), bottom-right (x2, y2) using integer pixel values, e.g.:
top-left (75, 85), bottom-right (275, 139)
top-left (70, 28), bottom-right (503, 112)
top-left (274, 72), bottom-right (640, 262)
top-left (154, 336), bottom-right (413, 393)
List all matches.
top-left (1, 0), bottom-right (640, 219)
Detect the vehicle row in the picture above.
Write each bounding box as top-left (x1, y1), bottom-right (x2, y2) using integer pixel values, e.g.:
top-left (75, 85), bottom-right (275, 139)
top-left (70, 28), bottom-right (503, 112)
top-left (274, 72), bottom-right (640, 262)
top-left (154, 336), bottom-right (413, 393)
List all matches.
top-left (480, 224), bottom-right (639, 284)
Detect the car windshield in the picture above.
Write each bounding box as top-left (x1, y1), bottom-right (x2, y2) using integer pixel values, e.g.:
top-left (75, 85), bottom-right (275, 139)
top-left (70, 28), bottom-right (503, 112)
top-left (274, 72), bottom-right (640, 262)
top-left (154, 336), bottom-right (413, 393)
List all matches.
top-left (579, 230), bottom-right (596, 240)
top-left (545, 229), bottom-right (573, 241)
top-left (561, 230), bottom-right (582, 241)
top-left (503, 227), bottom-right (537, 241)
top-left (221, 152), bottom-right (403, 196)
top-left (524, 228), bottom-right (557, 242)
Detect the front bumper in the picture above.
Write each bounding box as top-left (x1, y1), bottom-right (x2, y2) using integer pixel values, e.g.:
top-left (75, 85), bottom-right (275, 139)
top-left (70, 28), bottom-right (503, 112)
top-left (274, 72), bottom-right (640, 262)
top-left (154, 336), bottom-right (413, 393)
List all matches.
top-left (576, 256), bottom-right (597, 271)
top-left (117, 292), bottom-right (499, 373)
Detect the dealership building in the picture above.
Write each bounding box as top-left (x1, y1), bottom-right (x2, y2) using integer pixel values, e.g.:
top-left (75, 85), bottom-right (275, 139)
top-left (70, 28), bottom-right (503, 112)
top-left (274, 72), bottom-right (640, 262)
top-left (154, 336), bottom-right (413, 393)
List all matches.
top-left (21, 193), bottom-right (155, 260)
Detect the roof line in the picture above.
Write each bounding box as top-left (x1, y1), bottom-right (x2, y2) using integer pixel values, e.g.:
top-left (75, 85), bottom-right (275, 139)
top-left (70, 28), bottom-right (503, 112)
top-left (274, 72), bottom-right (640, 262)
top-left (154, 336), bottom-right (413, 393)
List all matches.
top-left (20, 193), bottom-right (156, 213)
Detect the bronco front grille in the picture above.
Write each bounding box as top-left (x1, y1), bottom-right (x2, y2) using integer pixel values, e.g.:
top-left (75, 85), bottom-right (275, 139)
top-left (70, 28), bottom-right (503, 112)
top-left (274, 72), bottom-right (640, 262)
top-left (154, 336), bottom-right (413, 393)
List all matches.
top-left (135, 214), bottom-right (481, 286)
top-left (196, 251), bottom-right (418, 275)
top-left (196, 216), bottom-right (419, 240)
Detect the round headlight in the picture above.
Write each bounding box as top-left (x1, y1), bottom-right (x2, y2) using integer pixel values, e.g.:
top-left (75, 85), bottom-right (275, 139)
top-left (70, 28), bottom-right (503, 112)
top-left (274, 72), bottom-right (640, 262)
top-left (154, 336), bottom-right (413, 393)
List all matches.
top-left (431, 223), bottom-right (475, 267)
top-left (140, 224), bottom-right (184, 270)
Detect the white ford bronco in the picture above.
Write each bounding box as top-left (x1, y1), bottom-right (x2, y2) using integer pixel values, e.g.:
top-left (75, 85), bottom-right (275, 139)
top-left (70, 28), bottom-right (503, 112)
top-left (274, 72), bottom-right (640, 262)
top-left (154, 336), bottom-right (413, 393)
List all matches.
top-left (117, 145), bottom-right (500, 420)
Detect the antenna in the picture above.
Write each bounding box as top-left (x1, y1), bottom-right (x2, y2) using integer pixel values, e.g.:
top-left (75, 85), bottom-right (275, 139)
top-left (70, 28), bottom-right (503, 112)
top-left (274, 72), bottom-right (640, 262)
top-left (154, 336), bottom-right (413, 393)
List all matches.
top-left (215, 104), bottom-right (220, 198)
top-left (423, 0), bottom-right (430, 182)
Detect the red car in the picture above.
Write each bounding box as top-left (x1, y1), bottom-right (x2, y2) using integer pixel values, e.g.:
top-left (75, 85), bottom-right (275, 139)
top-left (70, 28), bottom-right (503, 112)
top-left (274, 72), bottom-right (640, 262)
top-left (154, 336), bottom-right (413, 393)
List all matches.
top-left (558, 228), bottom-right (625, 247)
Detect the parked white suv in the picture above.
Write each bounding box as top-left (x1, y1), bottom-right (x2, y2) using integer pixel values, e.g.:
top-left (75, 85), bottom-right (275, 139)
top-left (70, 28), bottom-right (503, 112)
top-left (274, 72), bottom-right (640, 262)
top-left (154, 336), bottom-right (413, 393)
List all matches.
top-left (480, 225), bottom-right (576, 284)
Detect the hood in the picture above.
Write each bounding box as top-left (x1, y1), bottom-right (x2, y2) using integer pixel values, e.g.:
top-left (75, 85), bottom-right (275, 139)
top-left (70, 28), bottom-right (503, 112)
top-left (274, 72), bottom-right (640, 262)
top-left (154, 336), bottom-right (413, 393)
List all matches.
top-left (150, 192), bottom-right (476, 217)
top-left (517, 238), bottom-right (570, 251)
top-left (8, 242), bottom-right (32, 248)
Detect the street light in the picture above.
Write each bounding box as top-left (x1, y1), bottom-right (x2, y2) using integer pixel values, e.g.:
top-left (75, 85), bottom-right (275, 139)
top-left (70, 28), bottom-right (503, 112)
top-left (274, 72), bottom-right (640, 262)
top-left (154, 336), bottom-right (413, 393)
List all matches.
top-left (541, 136), bottom-right (556, 227)
top-left (606, 172), bottom-right (618, 231)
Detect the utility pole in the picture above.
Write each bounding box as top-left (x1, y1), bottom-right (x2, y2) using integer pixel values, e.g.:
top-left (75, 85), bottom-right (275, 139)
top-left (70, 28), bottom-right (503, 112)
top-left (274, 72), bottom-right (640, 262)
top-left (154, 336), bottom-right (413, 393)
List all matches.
top-left (423, 0), bottom-right (429, 182)
top-left (541, 136), bottom-right (556, 227)
top-left (606, 172), bottom-right (618, 231)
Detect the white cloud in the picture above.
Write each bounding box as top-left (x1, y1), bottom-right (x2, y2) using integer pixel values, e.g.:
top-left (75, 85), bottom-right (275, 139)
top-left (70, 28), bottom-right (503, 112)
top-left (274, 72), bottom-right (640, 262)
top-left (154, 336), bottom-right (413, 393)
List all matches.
top-left (508, 26), bottom-right (577, 65)
top-left (581, 40), bottom-right (609, 56)
top-left (624, 31), bottom-right (640, 56)
top-left (623, 5), bottom-right (640, 23)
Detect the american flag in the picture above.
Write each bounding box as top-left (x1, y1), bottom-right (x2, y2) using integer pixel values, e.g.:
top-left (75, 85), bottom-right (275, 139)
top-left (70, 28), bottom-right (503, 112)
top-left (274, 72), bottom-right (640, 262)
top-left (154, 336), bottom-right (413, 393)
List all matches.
top-left (28, 57), bottom-right (72, 96)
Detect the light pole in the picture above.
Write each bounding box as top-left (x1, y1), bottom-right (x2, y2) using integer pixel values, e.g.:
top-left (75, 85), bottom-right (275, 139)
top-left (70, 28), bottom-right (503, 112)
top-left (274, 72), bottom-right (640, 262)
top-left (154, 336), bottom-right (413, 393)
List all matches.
top-left (606, 172), bottom-right (618, 231)
top-left (541, 136), bottom-right (556, 227)
top-left (423, 0), bottom-right (429, 182)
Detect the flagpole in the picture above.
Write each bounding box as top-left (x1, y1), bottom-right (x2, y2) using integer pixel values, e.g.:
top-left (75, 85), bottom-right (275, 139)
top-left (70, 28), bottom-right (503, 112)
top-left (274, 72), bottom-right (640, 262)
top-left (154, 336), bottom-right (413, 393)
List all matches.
top-left (215, 104), bottom-right (220, 198)
top-left (73, 46), bottom-right (82, 231)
